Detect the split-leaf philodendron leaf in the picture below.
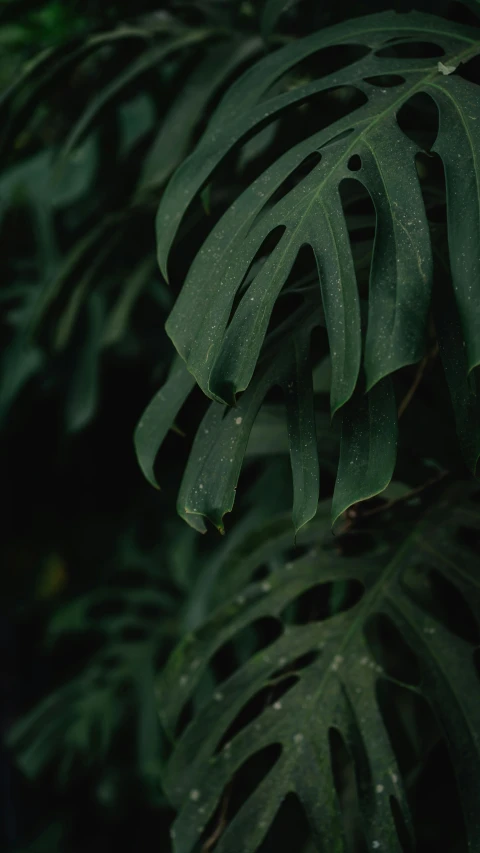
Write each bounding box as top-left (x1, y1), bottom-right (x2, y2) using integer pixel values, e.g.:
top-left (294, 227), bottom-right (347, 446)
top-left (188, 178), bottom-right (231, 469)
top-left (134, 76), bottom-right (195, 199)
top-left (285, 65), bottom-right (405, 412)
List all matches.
top-left (139, 11), bottom-right (480, 530)
top-left (158, 484), bottom-right (480, 853)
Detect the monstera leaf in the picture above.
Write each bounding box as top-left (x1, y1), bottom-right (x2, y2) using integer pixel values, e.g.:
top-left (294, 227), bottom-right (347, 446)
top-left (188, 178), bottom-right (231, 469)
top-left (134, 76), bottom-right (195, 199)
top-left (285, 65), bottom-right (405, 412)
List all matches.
top-left (158, 10), bottom-right (480, 410)
top-left (141, 10), bottom-right (480, 529)
top-left (158, 483), bottom-right (480, 852)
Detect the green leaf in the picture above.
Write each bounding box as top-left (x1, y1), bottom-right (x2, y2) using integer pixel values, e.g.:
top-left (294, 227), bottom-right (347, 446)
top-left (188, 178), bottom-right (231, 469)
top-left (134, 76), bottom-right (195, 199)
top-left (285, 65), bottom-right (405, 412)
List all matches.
top-left (157, 12), bottom-right (480, 418)
top-left (159, 484), bottom-right (480, 852)
top-left (332, 377), bottom-right (398, 527)
top-left (134, 357), bottom-right (196, 489)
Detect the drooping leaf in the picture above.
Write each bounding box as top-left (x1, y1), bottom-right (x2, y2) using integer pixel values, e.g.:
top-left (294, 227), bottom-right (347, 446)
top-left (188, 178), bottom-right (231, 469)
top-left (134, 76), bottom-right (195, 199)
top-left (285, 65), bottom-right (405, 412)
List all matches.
top-left (159, 484), bottom-right (480, 852)
top-left (332, 377), bottom-right (398, 527)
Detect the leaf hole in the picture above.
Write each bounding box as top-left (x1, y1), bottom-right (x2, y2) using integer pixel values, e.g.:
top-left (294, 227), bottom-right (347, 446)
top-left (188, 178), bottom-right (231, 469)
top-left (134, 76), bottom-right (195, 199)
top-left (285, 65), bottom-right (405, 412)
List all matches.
top-left (264, 44), bottom-right (370, 98)
top-left (210, 617), bottom-right (283, 685)
top-left (347, 154), bottom-right (362, 172)
top-left (364, 74), bottom-right (406, 88)
top-left (416, 151), bottom-right (446, 224)
top-left (390, 796), bottom-right (414, 853)
top-left (319, 126), bottom-right (355, 151)
top-left (402, 564), bottom-right (479, 645)
top-left (210, 744), bottom-right (283, 836)
top-left (266, 152), bottom-right (322, 210)
top-left (230, 225), bottom-right (287, 313)
top-left (281, 579), bottom-right (363, 625)
top-left (411, 740), bottom-right (468, 852)
top-left (328, 728), bottom-right (368, 853)
top-left (365, 613), bottom-right (421, 686)
top-left (375, 41), bottom-right (445, 59)
top-left (215, 675), bottom-right (299, 754)
top-left (271, 649), bottom-right (319, 679)
top-left (258, 792), bottom-right (312, 851)
top-left (396, 93), bottom-right (439, 150)
top-left (174, 698), bottom-right (194, 740)
top-left (376, 680), bottom-right (440, 779)
top-left (261, 243), bottom-right (318, 340)
top-left (456, 52), bottom-right (480, 84)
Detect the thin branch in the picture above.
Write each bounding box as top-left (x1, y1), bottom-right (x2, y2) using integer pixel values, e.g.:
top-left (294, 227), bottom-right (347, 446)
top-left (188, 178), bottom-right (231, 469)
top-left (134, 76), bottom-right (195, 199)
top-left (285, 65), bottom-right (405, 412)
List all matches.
top-left (398, 342), bottom-right (439, 419)
top-left (201, 784), bottom-right (232, 853)
top-left (338, 469), bottom-right (449, 536)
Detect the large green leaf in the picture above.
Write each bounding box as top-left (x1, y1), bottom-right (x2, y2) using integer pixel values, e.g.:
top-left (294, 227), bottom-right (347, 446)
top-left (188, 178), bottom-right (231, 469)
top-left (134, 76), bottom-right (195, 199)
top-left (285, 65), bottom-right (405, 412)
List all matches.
top-left (159, 484), bottom-right (480, 852)
top-left (332, 377), bottom-right (397, 526)
top-left (157, 12), bottom-right (480, 421)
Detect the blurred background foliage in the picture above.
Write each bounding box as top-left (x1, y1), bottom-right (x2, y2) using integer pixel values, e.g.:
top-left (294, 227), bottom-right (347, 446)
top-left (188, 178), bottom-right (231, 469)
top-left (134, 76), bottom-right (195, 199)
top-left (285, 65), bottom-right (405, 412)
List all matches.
top-left (2, 1), bottom-right (480, 852)
top-left (0, 2), bottom-right (293, 849)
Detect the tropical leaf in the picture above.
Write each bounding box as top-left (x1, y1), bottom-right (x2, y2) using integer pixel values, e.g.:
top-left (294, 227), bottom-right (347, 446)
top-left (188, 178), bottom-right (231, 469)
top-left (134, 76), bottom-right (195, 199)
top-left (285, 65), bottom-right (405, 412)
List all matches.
top-left (158, 483), bottom-right (480, 852)
top-left (156, 11), bottom-right (480, 426)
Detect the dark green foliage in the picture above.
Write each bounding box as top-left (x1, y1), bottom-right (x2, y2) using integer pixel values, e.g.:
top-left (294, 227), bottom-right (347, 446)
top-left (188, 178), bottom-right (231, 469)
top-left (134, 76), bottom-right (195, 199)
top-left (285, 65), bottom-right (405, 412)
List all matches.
top-left (2, 1), bottom-right (480, 852)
